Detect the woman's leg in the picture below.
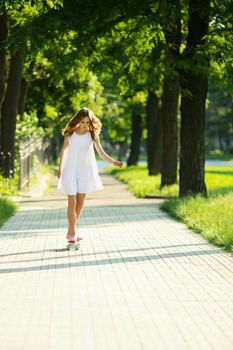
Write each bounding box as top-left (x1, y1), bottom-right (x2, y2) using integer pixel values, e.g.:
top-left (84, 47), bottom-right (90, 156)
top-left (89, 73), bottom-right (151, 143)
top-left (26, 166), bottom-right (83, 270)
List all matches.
top-left (76, 193), bottom-right (86, 224)
top-left (67, 195), bottom-right (77, 236)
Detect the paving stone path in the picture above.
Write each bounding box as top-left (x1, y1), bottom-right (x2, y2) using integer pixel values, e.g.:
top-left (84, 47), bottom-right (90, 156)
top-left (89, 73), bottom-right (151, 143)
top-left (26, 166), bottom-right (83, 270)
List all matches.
top-left (0, 171), bottom-right (233, 350)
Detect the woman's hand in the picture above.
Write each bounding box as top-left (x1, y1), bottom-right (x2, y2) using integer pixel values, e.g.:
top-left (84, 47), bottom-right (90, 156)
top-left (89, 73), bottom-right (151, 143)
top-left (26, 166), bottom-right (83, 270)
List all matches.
top-left (113, 160), bottom-right (123, 168)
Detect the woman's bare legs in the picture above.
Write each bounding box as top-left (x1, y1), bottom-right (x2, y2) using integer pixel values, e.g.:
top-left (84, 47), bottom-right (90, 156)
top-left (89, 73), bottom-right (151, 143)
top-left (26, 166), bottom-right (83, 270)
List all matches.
top-left (67, 193), bottom-right (86, 239)
top-left (67, 195), bottom-right (77, 237)
top-left (76, 193), bottom-right (86, 224)
top-left (75, 193), bottom-right (86, 240)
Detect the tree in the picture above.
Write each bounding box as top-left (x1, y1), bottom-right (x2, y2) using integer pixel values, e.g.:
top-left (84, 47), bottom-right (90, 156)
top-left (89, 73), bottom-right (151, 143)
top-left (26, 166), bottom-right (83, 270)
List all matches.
top-left (97, 19), bottom-right (165, 173)
top-left (0, 10), bottom-right (8, 117)
top-left (146, 90), bottom-right (162, 174)
top-left (160, 5), bottom-right (181, 187)
top-left (179, 0), bottom-right (210, 197)
top-left (126, 93), bottom-right (145, 166)
top-left (1, 0), bottom-right (232, 196)
top-left (1, 49), bottom-right (25, 176)
top-left (0, 0), bottom-right (63, 175)
top-left (127, 114), bottom-right (142, 165)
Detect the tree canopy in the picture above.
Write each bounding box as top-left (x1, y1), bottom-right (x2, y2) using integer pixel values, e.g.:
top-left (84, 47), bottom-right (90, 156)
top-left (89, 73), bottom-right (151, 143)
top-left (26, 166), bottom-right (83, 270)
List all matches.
top-left (0, 0), bottom-right (232, 196)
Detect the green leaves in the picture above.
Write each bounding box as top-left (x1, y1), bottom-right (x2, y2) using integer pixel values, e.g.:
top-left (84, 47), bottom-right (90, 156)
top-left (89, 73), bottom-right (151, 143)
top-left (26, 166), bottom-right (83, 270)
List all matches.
top-left (15, 112), bottom-right (45, 141)
top-left (2, 0), bottom-right (232, 153)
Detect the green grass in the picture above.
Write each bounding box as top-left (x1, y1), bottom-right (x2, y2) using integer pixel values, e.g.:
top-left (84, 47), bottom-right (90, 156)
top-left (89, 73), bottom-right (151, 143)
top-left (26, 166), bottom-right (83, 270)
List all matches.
top-left (107, 165), bottom-right (178, 198)
top-left (206, 167), bottom-right (233, 196)
top-left (138, 151), bottom-right (233, 161)
top-left (161, 193), bottom-right (233, 251)
top-left (107, 165), bottom-right (233, 198)
top-left (107, 164), bottom-right (233, 251)
top-left (0, 174), bottom-right (19, 196)
top-left (0, 197), bottom-right (18, 228)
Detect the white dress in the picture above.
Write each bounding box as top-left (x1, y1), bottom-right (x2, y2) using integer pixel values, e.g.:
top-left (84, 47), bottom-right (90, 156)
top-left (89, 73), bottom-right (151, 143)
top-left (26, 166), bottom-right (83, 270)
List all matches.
top-left (57, 131), bottom-right (104, 195)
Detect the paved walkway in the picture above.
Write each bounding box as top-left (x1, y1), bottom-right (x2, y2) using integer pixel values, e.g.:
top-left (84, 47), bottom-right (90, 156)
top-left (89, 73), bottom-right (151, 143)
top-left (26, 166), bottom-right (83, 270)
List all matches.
top-left (0, 171), bottom-right (233, 350)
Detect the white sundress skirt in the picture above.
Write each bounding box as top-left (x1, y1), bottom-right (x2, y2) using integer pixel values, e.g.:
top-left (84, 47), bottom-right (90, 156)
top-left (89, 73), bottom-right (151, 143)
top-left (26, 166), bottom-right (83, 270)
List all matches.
top-left (57, 132), bottom-right (104, 195)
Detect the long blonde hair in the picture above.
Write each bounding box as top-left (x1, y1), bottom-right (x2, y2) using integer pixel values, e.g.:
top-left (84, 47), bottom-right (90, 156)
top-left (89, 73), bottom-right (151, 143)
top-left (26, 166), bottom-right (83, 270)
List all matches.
top-left (62, 107), bottom-right (102, 140)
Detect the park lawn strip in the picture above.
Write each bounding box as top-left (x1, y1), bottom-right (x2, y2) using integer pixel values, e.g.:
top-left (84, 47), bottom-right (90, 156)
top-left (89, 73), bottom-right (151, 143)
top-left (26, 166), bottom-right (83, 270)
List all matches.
top-left (107, 165), bottom-right (233, 252)
top-left (107, 165), bottom-right (233, 198)
top-left (205, 167), bottom-right (233, 196)
top-left (0, 197), bottom-right (18, 228)
top-left (108, 165), bottom-right (178, 198)
top-left (161, 193), bottom-right (233, 251)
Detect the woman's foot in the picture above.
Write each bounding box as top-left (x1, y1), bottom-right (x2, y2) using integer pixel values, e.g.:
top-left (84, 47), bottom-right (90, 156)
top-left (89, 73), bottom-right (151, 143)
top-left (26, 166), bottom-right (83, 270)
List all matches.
top-left (76, 237), bottom-right (83, 242)
top-left (66, 234), bottom-right (76, 242)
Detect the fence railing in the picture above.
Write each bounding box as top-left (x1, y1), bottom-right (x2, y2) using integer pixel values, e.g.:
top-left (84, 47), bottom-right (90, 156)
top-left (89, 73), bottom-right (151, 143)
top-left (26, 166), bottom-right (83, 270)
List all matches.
top-left (0, 137), bottom-right (55, 193)
top-left (18, 137), bottom-right (53, 189)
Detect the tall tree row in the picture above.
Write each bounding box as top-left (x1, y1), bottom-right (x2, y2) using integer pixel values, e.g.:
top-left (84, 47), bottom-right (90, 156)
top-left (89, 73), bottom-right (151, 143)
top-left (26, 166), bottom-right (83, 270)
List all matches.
top-left (0, 0), bottom-right (232, 198)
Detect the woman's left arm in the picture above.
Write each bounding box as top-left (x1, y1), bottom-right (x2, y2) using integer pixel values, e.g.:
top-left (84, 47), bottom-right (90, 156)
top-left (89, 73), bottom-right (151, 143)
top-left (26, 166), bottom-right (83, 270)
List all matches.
top-left (94, 136), bottom-right (123, 168)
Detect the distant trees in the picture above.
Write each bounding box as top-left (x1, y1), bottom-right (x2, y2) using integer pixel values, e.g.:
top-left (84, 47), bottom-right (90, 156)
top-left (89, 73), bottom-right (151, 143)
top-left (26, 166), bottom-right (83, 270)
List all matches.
top-left (206, 85), bottom-right (233, 154)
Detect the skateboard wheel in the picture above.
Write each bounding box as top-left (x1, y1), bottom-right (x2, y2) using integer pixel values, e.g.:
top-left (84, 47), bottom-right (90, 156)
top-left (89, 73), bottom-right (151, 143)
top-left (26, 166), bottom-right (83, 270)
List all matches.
top-left (67, 242), bottom-right (80, 250)
top-left (67, 243), bottom-right (74, 250)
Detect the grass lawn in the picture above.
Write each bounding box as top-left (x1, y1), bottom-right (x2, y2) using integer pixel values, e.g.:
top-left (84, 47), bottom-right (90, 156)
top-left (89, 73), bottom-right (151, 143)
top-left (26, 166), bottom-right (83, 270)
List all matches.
top-left (0, 197), bottom-right (18, 228)
top-left (107, 165), bottom-right (178, 198)
top-left (107, 165), bottom-right (233, 251)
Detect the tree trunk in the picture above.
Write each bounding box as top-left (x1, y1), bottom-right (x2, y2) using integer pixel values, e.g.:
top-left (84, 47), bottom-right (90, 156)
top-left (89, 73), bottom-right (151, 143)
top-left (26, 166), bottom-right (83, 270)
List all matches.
top-left (179, 0), bottom-right (210, 197)
top-left (160, 17), bottom-right (181, 187)
top-left (0, 11), bottom-right (8, 123)
top-left (0, 50), bottom-right (25, 176)
top-left (146, 90), bottom-right (162, 175)
top-left (217, 130), bottom-right (225, 152)
top-left (160, 77), bottom-right (179, 186)
top-left (117, 141), bottom-right (127, 161)
top-left (18, 78), bottom-right (29, 115)
top-left (127, 114), bottom-right (142, 166)
top-left (51, 131), bottom-right (60, 162)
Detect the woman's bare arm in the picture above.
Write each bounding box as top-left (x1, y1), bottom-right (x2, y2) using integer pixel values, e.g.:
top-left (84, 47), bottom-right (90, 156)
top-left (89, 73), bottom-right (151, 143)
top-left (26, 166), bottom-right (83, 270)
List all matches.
top-left (58, 136), bottom-right (69, 178)
top-left (94, 136), bottom-right (123, 168)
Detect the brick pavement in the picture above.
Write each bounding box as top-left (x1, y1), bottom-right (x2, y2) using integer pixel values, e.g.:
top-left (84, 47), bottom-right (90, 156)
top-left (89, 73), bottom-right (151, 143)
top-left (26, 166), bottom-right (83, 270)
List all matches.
top-left (0, 171), bottom-right (233, 350)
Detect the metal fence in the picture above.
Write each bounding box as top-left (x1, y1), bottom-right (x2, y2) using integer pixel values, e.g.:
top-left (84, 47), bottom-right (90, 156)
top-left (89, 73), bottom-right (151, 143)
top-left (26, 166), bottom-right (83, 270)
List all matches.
top-left (0, 137), bottom-right (55, 193)
top-left (18, 137), bottom-right (53, 189)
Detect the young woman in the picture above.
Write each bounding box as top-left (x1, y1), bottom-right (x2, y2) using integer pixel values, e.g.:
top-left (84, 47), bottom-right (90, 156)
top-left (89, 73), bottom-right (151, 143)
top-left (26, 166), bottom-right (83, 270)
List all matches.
top-left (57, 107), bottom-right (123, 244)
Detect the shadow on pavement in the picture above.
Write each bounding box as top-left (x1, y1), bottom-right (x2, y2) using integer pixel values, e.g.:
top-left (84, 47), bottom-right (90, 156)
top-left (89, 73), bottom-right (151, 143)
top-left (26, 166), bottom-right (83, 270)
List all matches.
top-left (0, 247), bottom-right (223, 274)
top-left (0, 242), bottom-right (210, 259)
top-left (0, 203), bottom-right (166, 238)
